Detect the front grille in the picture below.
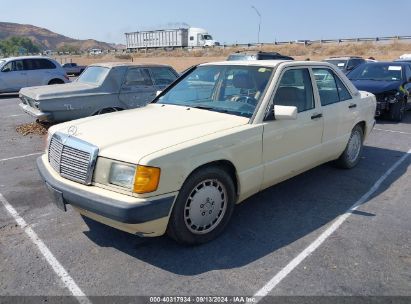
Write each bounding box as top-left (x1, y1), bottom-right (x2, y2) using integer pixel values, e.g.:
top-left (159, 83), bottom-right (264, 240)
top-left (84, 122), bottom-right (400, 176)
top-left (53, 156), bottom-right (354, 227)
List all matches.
top-left (48, 132), bottom-right (99, 185)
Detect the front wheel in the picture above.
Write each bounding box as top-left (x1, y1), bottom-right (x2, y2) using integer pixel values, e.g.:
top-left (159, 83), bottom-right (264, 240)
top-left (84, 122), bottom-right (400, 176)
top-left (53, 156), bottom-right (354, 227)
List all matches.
top-left (167, 166), bottom-right (236, 245)
top-left (335, 125), bottom-right (364, 169)
top-left (388, 100), bottom-right (406, 122)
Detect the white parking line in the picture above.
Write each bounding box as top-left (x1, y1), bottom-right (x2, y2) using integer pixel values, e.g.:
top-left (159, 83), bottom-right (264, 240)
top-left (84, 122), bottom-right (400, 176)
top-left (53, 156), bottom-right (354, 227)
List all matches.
top-left (0, 194), bottom-right (91, 304)
top-left (8, 114), bottom-right (25, 118)
top-left (0, 152), bottom-right (42, 162)
top-left (374, 128), bottom-right (411, 135)
top-left (254, 148), bottom-right (411, 300)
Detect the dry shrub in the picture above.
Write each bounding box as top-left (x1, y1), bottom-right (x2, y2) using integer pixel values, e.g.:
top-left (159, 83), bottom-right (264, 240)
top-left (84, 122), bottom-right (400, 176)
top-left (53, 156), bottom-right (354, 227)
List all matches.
top-left (16, 122), bottom-right (48, 136)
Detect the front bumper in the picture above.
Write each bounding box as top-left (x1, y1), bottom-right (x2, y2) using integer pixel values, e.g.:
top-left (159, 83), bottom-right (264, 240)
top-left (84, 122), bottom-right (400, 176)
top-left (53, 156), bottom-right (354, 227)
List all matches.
top-left (19, 103), bottom-right (51, 122)
top-left (36, 156), bottom-right (176, 232)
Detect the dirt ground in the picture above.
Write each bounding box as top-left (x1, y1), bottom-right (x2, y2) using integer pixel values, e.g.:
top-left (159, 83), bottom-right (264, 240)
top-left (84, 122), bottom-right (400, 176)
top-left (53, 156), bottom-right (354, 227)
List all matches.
top-left (54, 41), bottom-right (411, 72)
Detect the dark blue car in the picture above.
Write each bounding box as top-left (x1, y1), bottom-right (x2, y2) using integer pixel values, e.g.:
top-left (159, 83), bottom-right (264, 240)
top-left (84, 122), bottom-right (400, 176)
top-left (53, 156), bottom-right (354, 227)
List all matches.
top-left (348, 62), bottom-right (411, 121)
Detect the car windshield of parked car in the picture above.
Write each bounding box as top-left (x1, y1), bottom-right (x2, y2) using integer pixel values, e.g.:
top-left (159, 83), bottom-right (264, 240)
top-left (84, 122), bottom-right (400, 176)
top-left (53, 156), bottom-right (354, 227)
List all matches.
top-left (227, 54), bottom-right (257, 61)
top-left (157, 65), bottom-right (273, 118)
top-left (77, 66), bottom-right (109, 85)
top-left (324, 60), bottom-right (348, 70)
top-left (348, 64), bottom-right (403, 81)
top-left (0, 60), bottom-right (5, 68)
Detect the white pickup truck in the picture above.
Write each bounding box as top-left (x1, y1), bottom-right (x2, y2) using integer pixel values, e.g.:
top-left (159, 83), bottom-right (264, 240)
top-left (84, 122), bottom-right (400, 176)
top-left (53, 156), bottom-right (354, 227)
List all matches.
top-left (37, 60), bottom-right (376, 245)
top-left (62, 63), bottom-right (87, 76)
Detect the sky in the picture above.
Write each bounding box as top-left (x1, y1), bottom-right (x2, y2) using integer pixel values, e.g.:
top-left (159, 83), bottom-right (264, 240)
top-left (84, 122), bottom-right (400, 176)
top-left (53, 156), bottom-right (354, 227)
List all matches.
top-left (1, 0), bottom-right (411, 45)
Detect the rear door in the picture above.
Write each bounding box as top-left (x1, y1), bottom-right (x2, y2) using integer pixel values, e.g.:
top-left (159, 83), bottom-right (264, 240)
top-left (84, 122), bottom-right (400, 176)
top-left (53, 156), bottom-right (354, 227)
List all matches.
top-left (25, 59), bottom-right (57, 87)
top-left (119, 67), bottom-right (156, 108)
top-left (0, 60), bottom-right (27, 92)
top-left (261, 67), bottom-right (324, 189)
top-left (312, 68), bottom-right (357, 157)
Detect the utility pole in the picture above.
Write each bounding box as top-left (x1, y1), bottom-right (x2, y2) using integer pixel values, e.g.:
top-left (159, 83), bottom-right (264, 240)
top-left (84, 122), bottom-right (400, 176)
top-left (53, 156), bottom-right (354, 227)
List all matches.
top-left (251, 5), bottom-right (262, 44)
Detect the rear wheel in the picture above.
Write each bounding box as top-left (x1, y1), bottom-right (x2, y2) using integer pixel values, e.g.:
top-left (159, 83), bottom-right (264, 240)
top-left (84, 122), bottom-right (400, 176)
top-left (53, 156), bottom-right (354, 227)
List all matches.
top-left (167, 166), bottom-right (236, 245)
top-left (335, 124), bottom-right (364, 169)
top-left (388, 100), bottom-right (406, 122)
top-left (94, 107), bottom-right (121, 115)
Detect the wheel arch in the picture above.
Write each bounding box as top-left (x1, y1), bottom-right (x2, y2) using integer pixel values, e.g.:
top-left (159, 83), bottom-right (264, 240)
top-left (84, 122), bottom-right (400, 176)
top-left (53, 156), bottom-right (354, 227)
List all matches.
top-left (48, 78), bottom-right (65, 85)
top-left (184, 159), bottom-right (239, 202)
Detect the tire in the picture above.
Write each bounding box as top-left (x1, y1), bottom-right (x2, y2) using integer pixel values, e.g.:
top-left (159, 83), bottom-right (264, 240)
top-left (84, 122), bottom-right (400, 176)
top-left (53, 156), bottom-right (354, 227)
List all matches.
top-left (167, 166), bottom-right (236, 245)
top-left (48, 79), bottom-right (64, 85)
top-left (335, 124), bottom-right (364, 169)
top-left (94, 107), bottom-right (120, 115)
top-left (388, 99), bottom-right (406, 122)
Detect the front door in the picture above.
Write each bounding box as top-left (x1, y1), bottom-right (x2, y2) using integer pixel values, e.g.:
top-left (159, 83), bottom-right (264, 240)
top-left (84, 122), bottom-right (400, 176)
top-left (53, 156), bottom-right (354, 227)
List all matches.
top-left (0, 60), bottom-right (27, 92)
top-left (119, 67), bottom-right (156, 108)
top-left (262, 67), bottom-right (324, 189)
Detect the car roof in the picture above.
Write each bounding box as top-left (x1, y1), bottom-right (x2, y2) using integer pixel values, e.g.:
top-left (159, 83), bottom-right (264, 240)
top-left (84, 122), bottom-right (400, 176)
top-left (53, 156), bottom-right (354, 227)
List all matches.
top-left (324, 56), bottom-right (363, 60)
top-left (90, 62), bottom-right (174, 69)
top-left (230, 51), bottom-right (283, 55)
top-left (360, 61), bottom-right (410, 66)
top-left (1, 56), bottom-right (55, 61)
top-left (199, 60), bottom-right (333, 68)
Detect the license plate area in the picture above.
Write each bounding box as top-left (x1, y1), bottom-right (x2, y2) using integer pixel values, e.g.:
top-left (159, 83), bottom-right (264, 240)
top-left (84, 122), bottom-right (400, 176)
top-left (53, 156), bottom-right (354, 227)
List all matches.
top-left (45, 183), bottom-right (66, 211)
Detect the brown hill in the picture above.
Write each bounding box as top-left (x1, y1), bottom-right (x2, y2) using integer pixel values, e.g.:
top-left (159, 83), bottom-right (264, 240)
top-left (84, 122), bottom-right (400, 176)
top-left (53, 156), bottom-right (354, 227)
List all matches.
top-left (0, 21), bottom-right (114, 51)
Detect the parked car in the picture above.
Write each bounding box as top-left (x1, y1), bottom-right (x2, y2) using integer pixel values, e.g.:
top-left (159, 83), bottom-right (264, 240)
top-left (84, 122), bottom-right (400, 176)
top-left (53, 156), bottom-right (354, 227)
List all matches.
top-left (323, 56), bottom-right (366, 74)
top-left (37, 60), bottom-right (376, 245)
top-left (62, 63), bottom-right (87, 76)
top-left (347, 61), bottom-right (411, 121)
top-left (227, 51), bottom-right (294, 61)
top-left (19, 62), bottom-right (179, 122)
top-left (0, 56), bottom-right (69, 93)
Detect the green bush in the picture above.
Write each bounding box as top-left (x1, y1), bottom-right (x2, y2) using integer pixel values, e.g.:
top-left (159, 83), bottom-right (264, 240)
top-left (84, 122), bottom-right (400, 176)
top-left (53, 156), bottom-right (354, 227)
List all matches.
top-left (0, 36), bottom-right (40, 55)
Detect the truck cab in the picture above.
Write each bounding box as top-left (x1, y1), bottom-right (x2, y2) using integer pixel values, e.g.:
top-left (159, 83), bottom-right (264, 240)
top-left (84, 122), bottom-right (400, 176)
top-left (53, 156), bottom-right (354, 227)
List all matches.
top-left (188, 27), bottom-right (219, 47)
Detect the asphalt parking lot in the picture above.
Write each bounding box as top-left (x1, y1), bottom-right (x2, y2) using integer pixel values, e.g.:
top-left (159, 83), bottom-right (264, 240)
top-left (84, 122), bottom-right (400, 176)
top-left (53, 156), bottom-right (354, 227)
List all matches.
top-left (0, 94), bottom-right (410, 302)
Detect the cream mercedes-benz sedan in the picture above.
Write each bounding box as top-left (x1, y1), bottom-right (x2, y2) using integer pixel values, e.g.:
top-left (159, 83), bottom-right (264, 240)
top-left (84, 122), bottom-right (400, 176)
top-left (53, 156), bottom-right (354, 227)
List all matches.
top-left (37, 60), bottom-right (376, 244)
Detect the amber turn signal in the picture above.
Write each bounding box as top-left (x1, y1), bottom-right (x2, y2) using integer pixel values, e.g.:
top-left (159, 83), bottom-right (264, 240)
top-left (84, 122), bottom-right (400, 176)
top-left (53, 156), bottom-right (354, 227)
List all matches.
top-left (133, 165), bottom-right (161, 194)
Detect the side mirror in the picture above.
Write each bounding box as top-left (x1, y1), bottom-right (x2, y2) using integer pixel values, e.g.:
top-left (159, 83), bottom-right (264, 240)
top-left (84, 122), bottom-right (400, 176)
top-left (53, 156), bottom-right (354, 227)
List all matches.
top-left (156, 90), bottom-right (162, 96)
top-left (274, 105), bottom-right (297, 120)
top-left (2, 67), bottom-right (11, 73)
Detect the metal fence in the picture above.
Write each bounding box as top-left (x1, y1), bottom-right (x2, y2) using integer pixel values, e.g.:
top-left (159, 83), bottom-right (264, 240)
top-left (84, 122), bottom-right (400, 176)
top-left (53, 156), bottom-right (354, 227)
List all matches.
top-left (1, 35), bottom-right (411, 58)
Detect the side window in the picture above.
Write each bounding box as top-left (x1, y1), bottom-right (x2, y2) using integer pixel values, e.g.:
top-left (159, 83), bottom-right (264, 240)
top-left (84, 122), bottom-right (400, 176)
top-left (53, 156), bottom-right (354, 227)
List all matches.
top-left (189, 36), bottom-right (194, 41)
top-left (24, 59), bottom-right (37, 70)
top-left (312, 69), bottom-right (340, 106)
top-left (38, 59), bottom-right (56, 69)
top-left (273, 68), bottom-right (314, 113)
top-left (124, 68), bottom-right (153, 86)
top-left (334, 76), bottom-right (352, 101)
top-left (150, 68), bottom-right (177, 85)
top-left (1, 62), bottom-right (13, 72)
top-left (405, 65), bottom-right (411, 81)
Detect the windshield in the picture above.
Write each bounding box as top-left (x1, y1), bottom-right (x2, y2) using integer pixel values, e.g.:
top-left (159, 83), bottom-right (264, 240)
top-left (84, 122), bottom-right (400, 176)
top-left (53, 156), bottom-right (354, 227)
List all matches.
top-left (157, 65), bottom-right (273, 118)
top-left (348, 64), bottom-right (403, 81)
top-left (77, 66), bottom-right (109, 85)
top-left (0, 60), bottom-right (6, 68)
top-left (324, 59), bottom-right (348, 70)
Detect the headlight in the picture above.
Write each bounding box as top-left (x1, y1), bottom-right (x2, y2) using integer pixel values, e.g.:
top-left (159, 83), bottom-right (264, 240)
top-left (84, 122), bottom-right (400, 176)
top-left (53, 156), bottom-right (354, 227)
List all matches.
top-left (98, 159), bottom-right (161, 194)
top-left (109, 163), bottom-right (136, 188)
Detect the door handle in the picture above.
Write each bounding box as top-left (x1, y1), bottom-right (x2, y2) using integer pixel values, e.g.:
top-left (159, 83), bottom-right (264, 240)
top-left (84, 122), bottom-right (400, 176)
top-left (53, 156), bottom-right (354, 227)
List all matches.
top-left (311, 113), bottom-right (323, 120)
top-left (349, 103), bottom-right (357, 109)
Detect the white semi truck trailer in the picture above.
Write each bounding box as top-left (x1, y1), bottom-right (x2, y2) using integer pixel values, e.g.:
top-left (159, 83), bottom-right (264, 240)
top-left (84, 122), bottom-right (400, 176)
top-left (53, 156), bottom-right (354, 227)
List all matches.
top-left (125, 27), bottom-right (219, 50)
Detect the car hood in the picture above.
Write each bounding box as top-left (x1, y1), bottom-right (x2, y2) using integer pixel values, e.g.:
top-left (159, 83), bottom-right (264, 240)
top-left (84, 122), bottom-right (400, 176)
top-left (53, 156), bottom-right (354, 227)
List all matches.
top-left (349, 79), bottom-right (401, 95)
top-left (50, 104), bottom-right (249, 164)
top-left (20, 82), bottom-right (101, 100)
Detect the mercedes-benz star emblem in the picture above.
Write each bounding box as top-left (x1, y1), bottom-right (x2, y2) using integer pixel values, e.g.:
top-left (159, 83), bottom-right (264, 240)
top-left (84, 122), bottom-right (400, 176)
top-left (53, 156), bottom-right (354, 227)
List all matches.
top-left (67, 125), bottom-right (78, 137)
